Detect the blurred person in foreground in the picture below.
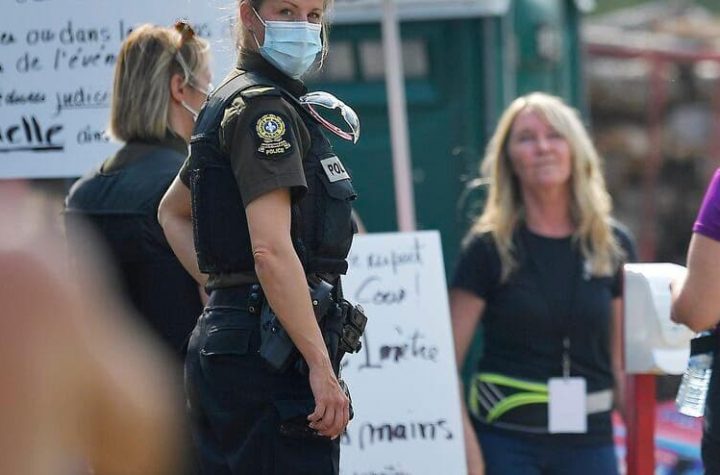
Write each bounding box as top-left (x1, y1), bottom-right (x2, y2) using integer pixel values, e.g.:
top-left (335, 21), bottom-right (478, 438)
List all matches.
top-left (158, 0), bottom-right (366, 472)
top-left (65, 22), bottom-right (211, 355)
top-left (671, 169), bottom-right (720, 474)
top-left (450, 92), bottom-right (636, 475)
top-left (0, 180), bottom-right (183, 475)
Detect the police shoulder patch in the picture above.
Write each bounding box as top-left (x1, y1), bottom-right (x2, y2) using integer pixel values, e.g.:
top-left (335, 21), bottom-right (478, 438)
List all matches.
top-left (253, 112), bottom-right (293, 159)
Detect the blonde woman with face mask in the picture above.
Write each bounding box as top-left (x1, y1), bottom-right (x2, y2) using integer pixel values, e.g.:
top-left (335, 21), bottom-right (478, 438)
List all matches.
top-left (159, 1), bottom-right (364, 473)
top-left (65, 22), bottom-right (211, 355)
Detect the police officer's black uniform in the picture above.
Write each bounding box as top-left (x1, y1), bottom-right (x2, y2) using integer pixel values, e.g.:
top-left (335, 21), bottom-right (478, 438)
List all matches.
top-left (180, 51), bottom-right (357, 475)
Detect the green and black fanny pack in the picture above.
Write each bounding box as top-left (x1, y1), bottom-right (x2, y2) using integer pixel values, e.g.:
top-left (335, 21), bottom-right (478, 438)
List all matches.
top-left (467, 372), bottom-right (613, 434)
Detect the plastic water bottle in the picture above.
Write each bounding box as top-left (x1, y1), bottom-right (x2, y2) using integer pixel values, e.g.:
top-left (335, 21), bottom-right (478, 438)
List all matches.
top-left (676, 331), bottom-right (715, 417)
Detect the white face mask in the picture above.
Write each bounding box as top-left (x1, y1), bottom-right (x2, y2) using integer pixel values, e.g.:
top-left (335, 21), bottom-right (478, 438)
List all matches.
top-left (181, 100), bottom-right (200, 121)
top-left (175, 51), bottom-right (212, 121)
top-left (189, 80), bottom-right (213, 98)
top-left (252, 8), bottom-right (322, 79)
top-left (179, 80), bottom-right (212, 122)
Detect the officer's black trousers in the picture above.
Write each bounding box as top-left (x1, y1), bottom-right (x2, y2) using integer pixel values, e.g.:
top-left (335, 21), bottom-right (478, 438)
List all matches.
top-left (185, 286), bottom-right (340, 475)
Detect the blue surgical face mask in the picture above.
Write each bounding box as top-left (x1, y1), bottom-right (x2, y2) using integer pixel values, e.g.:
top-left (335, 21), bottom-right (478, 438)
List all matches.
top-left (252, 8), bottom-right (322, 79)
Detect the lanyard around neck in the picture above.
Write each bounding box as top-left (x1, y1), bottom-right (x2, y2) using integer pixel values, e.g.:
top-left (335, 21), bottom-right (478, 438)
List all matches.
top-left (518, 227), bottom-right (582, 379)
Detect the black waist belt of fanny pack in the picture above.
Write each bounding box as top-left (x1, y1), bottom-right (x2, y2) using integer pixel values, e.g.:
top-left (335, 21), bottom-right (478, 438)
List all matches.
top-left (468, 372), bottom-right (614, 434)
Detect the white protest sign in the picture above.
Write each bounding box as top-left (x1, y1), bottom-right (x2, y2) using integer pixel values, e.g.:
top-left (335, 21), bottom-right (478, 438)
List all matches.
top-left (339, 231), bottom-right (466, 475)
top-left (1, 0), bottom-right (237, 179)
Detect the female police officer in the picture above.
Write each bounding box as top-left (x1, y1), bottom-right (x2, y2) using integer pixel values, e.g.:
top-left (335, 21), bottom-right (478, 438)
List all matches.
top-left (158, 0), bottom-right (359, 473)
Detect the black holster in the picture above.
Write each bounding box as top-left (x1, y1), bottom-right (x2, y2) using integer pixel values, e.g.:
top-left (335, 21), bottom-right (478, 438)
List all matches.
top-left (258, 279), bottom-right (367, 376)
top-left (258, 278), bottom-right (334, 373)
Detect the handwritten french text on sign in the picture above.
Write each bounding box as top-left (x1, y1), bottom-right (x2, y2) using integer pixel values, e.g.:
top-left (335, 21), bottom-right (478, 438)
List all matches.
top-left (339, 231), bottom-right (466, 475)
top-left (1, 0), bottom-right (236, 178)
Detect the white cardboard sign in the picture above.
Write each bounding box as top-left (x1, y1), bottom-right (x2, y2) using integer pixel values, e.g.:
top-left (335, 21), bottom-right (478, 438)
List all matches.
top-left (339, 231), bottom-right (466, 475)
top-left (1, 0), bottom-right (237, 179)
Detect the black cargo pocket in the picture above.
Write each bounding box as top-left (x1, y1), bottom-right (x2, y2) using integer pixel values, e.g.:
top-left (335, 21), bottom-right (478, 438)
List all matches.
top-left (196, 316), bottom-right (261, 403)
top-left (317, 173), bottom-right (357, 258)
top-left (200, 325), bottom-right (252, 357)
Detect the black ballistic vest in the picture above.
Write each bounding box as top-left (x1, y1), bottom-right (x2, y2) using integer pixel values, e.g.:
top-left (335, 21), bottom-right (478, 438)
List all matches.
top-left (188, 70), bottom-right (357, 276)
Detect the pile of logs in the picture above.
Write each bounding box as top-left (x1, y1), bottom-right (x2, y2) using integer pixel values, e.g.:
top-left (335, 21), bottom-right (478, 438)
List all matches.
top-left (583, 1), bottom-right (720, 263)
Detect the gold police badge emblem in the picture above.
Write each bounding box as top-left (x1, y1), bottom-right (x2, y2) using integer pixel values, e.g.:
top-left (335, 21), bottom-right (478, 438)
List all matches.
top-left (255, 113), bottom-right (292, 157)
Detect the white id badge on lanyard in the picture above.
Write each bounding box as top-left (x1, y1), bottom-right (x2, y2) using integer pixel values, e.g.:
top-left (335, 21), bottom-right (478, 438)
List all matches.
top-left (548, 377), bottom-right (587, 433)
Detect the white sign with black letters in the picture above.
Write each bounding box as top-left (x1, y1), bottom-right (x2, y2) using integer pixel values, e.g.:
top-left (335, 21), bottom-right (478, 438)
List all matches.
top-left (339, 231), bottom-right (466, 475)
top-left (1, 0), bottom-right (236, 178)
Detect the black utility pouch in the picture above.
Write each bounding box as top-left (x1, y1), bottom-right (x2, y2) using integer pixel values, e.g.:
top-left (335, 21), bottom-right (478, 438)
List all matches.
top-left (339, 301), bottom-right (367, 355)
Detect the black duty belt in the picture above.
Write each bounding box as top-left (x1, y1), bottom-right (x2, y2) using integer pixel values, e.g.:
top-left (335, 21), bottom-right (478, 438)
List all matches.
top-left (207, 284), bottom-right (263, 315)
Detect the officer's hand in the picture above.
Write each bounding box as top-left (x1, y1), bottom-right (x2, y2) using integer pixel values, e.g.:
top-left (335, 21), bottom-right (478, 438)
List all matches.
top-left (307, 360), bottom-right (349, 439)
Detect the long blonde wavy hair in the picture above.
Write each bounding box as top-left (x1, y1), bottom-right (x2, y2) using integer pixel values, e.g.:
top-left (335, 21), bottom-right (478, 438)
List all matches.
top-left (471, 92), bottom-right (623, 281)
